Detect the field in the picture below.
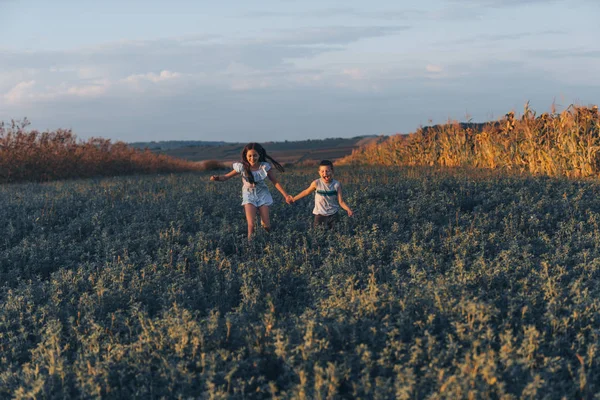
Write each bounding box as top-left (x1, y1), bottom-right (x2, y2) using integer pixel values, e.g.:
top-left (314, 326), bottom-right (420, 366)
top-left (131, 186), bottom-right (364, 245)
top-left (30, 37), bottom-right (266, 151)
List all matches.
top-left (141, 136), bottom-right (383, 165)
top-left (1, 165), bottom-right (600, 398)
top-left (343, 105), bottom-right (600, 179)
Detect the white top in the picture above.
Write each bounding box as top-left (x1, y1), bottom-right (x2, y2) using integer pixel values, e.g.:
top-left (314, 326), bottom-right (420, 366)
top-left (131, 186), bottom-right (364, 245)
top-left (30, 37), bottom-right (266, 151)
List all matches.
top-left (233, 162), bottom-right (271, 189)
top-left (313, 178), bottom-right (340, 216)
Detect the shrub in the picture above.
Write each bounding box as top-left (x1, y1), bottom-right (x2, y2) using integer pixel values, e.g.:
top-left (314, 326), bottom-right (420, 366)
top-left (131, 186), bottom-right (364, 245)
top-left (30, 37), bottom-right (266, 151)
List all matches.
top-left (201, 160), bottom-right (227, 171)
top-left (0, 119), bottom-right (201, 184)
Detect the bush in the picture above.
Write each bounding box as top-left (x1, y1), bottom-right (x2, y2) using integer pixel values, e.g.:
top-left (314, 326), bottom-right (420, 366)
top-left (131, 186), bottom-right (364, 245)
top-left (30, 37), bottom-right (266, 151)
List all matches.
top-left (0, 119), bottom-right (201, 184)
top-left (201, 159), bottom-right (227, 171)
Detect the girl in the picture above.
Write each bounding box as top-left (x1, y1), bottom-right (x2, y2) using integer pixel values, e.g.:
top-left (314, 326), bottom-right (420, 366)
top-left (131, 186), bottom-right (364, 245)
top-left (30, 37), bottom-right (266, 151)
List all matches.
top-left (210, 143), bottom-right (293, 239)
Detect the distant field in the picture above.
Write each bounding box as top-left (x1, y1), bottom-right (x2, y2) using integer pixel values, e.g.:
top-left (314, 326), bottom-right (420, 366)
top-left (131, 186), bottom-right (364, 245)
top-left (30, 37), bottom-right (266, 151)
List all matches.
top-left (138, 136), bottom-right (384, 165)
top-left (344, 105), bottom-right (600, 179)
top-left (2, 166), bottom-right (599, 398)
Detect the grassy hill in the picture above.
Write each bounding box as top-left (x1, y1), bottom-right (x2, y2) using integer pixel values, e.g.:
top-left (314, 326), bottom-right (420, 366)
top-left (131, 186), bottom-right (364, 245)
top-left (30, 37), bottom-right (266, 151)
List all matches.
top-left (132, 136), bottom-right (383, 165)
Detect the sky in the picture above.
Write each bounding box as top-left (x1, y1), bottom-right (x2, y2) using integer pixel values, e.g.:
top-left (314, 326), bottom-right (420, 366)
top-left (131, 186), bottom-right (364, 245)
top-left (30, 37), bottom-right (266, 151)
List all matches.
top-left (1, 0), bottom-right (599, 143)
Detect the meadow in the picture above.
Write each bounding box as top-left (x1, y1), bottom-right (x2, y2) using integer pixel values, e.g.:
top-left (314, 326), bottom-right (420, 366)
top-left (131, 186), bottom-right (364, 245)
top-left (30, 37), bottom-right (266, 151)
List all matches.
top-left (1, 165), bottom-right (599, 398)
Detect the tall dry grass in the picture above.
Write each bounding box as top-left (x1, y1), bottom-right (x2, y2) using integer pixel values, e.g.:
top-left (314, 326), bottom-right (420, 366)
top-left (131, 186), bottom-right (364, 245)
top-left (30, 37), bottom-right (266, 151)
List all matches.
top-left (0, 119), bottom-right (203, 184)
top-left (340, 104), bottom-right (600, 178)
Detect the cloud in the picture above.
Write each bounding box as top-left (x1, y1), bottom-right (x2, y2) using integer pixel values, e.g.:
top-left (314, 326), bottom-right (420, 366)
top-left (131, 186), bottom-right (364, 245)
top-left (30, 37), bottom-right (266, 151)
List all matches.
top-left (230, 80), bottom-right (271, 91)
top-left (48, 65), bottom-right (108, 80)
top-left (259, 26), bottom-right (410, 46)
top-left (341, 68), bottom-right (364, 80)
top-left (0, 25), bottom-right (412, 107)
top-left (445, 0), bottom-right (559, 8)
top-left (242, 5), bottom-right (501, 23)
top-left (4, 58), bottom-right (597, 143)
top-left (4, 80), bottom-right (35, 104)
top-left (527, 48), bottom-right (600, 59)
top-left (3, 79), bottom-right (111, 105)
top-left (432, 0), bottom-right (598, 20)
top-left (243, 7), bottom-right (425, 21)
top-left (523, 48), bottom-right (600, 86)
top-left (0, 26), bottom-right (407, 82)
top-left (426, 65), bottom-right (443, 73)
top-left (65, 80), bottom-right (110, 97)
top-left (1, 20), bottom-right (596, 142)
top-left (437, 30), bottom-right (565, 45)
top-left (123, 70), bottom-right (182, 84)
top-left (441, 0), bottom-right (597, 12)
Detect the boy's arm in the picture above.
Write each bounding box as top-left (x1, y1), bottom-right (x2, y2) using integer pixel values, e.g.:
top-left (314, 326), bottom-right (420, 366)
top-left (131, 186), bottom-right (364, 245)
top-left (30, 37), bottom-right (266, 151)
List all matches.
top-left (210, 170), bottom-right (238, 181)
top-left (267, 170), bottom-right (294, 203)
top-left (293, 181), bottom-right (317, 202)
top-left (337, 184), bottom-right (354, 217)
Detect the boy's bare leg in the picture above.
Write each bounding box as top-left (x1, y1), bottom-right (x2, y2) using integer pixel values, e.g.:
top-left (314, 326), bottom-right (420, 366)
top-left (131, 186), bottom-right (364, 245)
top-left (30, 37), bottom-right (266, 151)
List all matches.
top-left (244, 204), bottom-right (258, 239)
top-left (258, 205), bottom-right (271, 232)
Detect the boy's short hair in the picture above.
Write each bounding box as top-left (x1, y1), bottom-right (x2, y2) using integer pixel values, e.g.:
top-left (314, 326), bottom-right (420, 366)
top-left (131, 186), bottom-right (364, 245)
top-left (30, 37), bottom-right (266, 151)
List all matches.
top-left (319, 160), bottom-right (334, 169)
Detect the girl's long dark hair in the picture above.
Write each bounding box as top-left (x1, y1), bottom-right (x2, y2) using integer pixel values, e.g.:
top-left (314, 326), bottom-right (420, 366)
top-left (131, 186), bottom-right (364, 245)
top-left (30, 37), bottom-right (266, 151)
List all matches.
top-left (241, 143), bottom-right (284, 184)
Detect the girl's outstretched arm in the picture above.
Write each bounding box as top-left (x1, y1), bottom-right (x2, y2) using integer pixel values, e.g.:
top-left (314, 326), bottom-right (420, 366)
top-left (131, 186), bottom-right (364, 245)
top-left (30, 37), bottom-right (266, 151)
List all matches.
top-left (293, 181), bottom-right (317, 202)
top-left (267, 170), bottom-right (294, 203)
top-left (210, 170), bottom-right (238, 182)
top-left (337, 185), bottom-right (354, 217)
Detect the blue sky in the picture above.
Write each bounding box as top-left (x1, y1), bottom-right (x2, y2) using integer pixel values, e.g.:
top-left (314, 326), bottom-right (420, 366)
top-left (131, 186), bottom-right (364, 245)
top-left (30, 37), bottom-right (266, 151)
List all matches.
top-left (1, 0), bottom-right (599, 143)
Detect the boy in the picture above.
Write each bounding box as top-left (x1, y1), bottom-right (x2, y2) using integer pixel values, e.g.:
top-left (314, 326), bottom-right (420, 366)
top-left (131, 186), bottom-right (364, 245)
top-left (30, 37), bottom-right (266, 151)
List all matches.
top-left (292, 160), bottom-right (353, 229)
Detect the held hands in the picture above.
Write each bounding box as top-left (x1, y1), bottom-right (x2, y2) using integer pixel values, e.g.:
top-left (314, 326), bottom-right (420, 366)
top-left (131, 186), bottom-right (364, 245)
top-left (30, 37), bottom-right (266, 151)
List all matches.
top-left (285, 195), bottom-right (294, 204)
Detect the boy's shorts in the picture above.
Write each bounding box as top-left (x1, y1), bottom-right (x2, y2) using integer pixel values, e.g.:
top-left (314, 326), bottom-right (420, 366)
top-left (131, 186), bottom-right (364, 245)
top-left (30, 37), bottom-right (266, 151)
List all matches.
top-left (313, 213), bottom-right (338, 229)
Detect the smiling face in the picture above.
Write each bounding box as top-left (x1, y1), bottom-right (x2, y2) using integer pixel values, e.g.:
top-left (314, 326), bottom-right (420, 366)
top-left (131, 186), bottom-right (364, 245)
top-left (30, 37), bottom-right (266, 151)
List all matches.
top-left (246, 149), bottom-right (260, 167)
top-left (319, 165), bottom-right (333, 183)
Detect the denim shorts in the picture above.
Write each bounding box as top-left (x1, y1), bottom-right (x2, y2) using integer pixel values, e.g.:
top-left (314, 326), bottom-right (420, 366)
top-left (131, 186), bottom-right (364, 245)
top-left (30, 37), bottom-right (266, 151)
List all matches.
top-left (241, 185), bottom-right (273, 207)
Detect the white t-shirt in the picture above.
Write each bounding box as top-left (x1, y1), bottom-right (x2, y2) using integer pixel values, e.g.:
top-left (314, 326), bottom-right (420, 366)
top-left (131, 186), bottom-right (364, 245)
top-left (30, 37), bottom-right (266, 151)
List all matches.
top-left (313, 178), bottom-right (340, 216)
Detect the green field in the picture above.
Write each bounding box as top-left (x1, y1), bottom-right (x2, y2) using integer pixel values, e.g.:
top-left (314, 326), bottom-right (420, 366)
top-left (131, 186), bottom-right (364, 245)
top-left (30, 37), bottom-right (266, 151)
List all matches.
top-left (1, 166), bottom-right (599, 398)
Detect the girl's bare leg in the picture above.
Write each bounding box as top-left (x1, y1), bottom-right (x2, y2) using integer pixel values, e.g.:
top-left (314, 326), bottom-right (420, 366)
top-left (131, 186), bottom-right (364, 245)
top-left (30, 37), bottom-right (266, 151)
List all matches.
top-left (258, 206), bottom-right (271, 232)
top-left (244, 204), bottom-right (258, 239)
